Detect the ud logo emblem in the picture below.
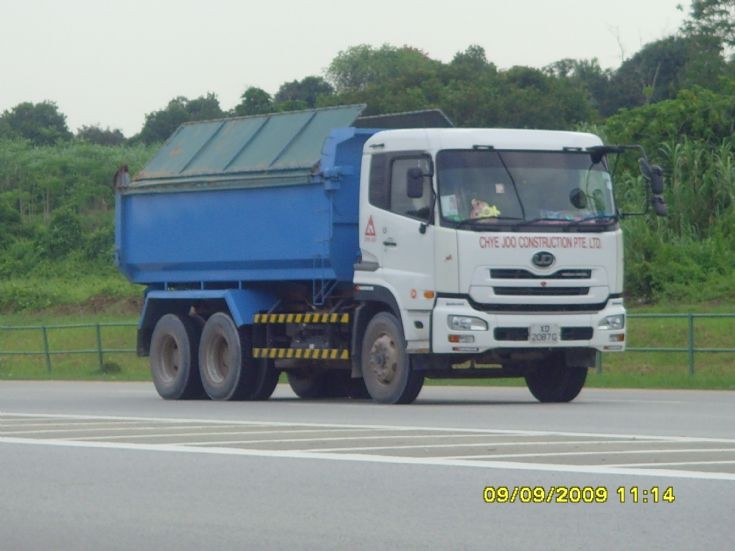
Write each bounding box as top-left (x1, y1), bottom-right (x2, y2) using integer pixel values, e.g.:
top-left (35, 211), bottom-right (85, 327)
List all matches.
top-left (532, 251), bottom-right (555, 268)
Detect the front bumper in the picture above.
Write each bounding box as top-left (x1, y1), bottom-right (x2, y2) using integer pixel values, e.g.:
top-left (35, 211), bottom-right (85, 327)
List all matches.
top-left (432, 296), bottom-right (626, 354)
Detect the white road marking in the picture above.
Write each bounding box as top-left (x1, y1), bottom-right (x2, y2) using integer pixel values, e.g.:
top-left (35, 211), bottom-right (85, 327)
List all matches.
top-left (604, 460), bottom-right (735, 468)
top-left (65, 428), bottom-right (427, 442)
top-left (0, 420), bottom-right (154, 429)
top-left (0, 424), bottom-right (272, 436)
top-left (182, 437), bottom-right (650, 448)
top-left (438, 448), bottom-right (735, 460)
top-left (1, 436), bottom-right (734, 481)
top-left (0, 426), bottom-right (378, 437)
top-left (3, 412), bottom-right (735, 443)
top-left (300, 439), bottom-right (664, 453)
top-left (2, 412), bottom-right (735, 481)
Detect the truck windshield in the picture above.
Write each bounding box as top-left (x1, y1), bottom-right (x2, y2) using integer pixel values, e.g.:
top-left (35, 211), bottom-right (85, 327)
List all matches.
top-left (436, 149), bottom-right (616, 230)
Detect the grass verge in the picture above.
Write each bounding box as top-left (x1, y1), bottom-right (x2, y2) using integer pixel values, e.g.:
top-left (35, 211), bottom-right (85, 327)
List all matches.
top-left (1, 301), bottom-right (733, 389)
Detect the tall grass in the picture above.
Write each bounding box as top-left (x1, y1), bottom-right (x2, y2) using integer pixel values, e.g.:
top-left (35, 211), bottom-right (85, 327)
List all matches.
top-left (614, 137), bottom-right (735, 303)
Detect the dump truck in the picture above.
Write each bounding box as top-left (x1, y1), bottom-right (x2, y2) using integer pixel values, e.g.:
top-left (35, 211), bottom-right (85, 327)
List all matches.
top-left (115, 105), bottom-right (665, 404)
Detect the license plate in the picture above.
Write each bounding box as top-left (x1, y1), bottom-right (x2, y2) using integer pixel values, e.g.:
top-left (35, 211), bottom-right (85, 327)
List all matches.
top-left (529, 324), bottom-right (560, 343)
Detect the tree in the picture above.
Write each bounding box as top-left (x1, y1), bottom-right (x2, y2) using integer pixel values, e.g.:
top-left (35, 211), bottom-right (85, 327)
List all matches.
top-left (274, 76), bottom-right (334, 108)
top-left (0, 198), bottom-right (23, 249)
top-left (545, 58), bottom-right (614, 115)
top-left (184, 93), bottom-right (224, 120)
top-left (76, 125), bottom-right (126, 146)
top-left (233, 87), bottom-right (273, 116)
top-left (137, 93), bottom-right (223, 144)
top-left (0, 101), bottom-right (72, 145)
top-left (327, 44), bottom-right (440, 93)
top-left (683, 0), bottom-right (735, 47)
top-left (601, 35), bottom-right (726, 115)
top-left (446, 45), bottom-right (497, 81)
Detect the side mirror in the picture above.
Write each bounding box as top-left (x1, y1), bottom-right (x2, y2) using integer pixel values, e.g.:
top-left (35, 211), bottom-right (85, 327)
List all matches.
top-left (649, 165), bottom-right (664, 195)
top-left (639, 158), bottom-right (652, 181)
top-left (651, 195), bottom-right (667, 217)
top-left (639, 158), bottom-right (665, 194)
top-left (406, 167), bottom-right (424, 198)
top-left (569, 188), bottom-right (587, 209)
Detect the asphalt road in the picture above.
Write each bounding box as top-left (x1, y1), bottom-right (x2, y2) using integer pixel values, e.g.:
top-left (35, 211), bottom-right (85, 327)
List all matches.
top-left (1, 382), bottom-right (733, 550)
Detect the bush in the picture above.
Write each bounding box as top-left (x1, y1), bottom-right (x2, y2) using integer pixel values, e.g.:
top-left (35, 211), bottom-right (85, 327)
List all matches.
top-left (84, 222), bottom-right (115, 262)
top-left (38, 208), bottom-right (82, 259)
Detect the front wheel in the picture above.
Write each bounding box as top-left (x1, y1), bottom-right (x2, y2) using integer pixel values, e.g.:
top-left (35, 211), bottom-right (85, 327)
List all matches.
top-left (361, 312), bottom-right (424, 404)
top-left (524, 359), bottom-right (587, 403)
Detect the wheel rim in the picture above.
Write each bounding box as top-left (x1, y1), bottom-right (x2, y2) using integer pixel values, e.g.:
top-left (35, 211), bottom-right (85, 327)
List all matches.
top-left (159, 335), bottom-right (180, 383)
top-left (205, 332), bottom-right (230, 384)
top-left (368, 332), bottom-right (398, 386)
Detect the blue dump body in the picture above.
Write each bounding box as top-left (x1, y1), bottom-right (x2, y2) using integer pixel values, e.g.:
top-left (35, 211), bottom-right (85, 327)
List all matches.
top-left (116, 105), bottom-right (376, 289)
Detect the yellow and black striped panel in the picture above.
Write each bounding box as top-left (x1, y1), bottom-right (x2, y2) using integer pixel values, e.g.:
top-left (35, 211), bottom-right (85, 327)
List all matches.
top-left (253, 313), bottom-right (349, 324)
top-left (252, 348), bottom-right (349, 360)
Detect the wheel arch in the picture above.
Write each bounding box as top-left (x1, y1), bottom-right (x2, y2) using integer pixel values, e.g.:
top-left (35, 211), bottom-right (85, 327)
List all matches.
top-left (137, 288), bottom-right (278, 356)
top-left (351, 285), bottom-right (402, 378)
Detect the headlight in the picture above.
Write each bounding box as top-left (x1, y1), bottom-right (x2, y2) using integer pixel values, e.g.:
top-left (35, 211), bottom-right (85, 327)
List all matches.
top-left (598, 314), bottom-right (625, 330)
top-left (448, 315), bottom-right (488, 331)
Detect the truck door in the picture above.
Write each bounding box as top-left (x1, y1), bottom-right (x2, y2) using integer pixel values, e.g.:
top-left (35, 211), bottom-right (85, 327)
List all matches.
top-left (359, 152), bottom-right (435, 345)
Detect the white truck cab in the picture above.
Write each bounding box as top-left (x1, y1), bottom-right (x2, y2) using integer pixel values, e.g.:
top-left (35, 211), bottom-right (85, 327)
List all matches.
top-left (355, 128), bottom-right (632, 400)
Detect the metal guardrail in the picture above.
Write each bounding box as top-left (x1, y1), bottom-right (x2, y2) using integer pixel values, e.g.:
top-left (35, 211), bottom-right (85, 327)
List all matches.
top-left (0, 314), bottom-right (733, 374)
top-left (0, 322), bottom-right (137, 372)
top-left (596, 313), bottom-right (735, 375)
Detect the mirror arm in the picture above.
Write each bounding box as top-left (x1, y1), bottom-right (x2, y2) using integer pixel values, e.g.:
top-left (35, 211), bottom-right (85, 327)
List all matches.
top-left (419, 187), bottom-right (437, 235)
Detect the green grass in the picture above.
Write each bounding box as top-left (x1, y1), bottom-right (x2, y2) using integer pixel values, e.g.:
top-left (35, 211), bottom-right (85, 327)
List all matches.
top-left (1, 303), bottom-right (734, 389)
top-left (0, 312), bottom-right (148, 381)
top-left (0, 275), bottom-right (141, 313)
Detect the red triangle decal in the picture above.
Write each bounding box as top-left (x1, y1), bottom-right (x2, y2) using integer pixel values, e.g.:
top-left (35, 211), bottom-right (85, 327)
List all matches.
top-left (365, 216), bottom-right (376, 237)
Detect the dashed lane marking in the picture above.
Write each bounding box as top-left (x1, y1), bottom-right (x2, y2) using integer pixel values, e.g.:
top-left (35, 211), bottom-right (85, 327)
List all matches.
top-left (2, 413), bottom-right (735, 481)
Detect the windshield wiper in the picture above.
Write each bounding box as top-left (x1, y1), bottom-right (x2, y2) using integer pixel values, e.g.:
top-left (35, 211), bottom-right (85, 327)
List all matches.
top-left (511, 217), bottom-right (574, 228)
top-left (566, 214), bottom-right (618, 228)
top-left (511, 214), bottom-right (618, 229)
top-left (455, 215), bottom-right (524, 228)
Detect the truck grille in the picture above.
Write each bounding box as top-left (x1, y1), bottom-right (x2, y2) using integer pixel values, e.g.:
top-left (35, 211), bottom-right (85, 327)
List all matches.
top-left (490, 269), bottom-right (591, 280)
top-left (493, 287), bottom-right (590, 296)
top-left (494, 327), bottom-right (594, 341)
top-left (476, 302), bottom-right (606, 312)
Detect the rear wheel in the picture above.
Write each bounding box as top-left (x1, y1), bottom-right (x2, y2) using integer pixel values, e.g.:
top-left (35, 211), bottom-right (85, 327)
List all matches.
top-left (251, 359), bottom-right (280, 400)
top-left (361, 312), bottom-right (424, 404)
top-left (525, 358), bottom-right (587, 403)
top-left (199, 313), bottom-right (274, 400)
top-left (149, 314), bottom-right (204, 400)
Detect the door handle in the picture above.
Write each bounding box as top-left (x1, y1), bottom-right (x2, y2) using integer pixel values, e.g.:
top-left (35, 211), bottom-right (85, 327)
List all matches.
top-left (383, 238), bottom-right (397, 247)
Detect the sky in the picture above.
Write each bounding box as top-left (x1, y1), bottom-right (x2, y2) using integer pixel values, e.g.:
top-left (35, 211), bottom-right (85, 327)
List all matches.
top-left (1, 0), bottom-right (688, 137)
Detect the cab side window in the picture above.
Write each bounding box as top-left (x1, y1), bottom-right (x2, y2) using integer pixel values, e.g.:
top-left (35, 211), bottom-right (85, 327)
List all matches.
top-left (369, 154), bottom-right (389, 210)
top-left (389, 157), bottom-right (432, 219)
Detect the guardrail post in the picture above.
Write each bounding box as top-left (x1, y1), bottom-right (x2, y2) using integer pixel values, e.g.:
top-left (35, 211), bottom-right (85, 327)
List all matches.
top-left (95, 324), bottom-right (104, 371)
top-left (688, 314), bottom-right (695, 375)
top-left (41, 326), bottom-right (52, 372)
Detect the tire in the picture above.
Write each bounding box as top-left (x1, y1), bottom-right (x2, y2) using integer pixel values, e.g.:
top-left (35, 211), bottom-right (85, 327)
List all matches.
top-left (361, 312), bottom-right (424, 404)
top-left (348, 377), bottom-right (371, 400)
top-left (250, 359), bottom-right (280, 400)
top-left (286, 369), bottom-right (350, 399)
top-left (198, 312), bottom-right (261, 401)
top-left (287, 370), bottom-right (327, 399)
top-left (149, 314), bottom-right (204, 400)
top-left (525, 358), bottom-right (587, 403)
